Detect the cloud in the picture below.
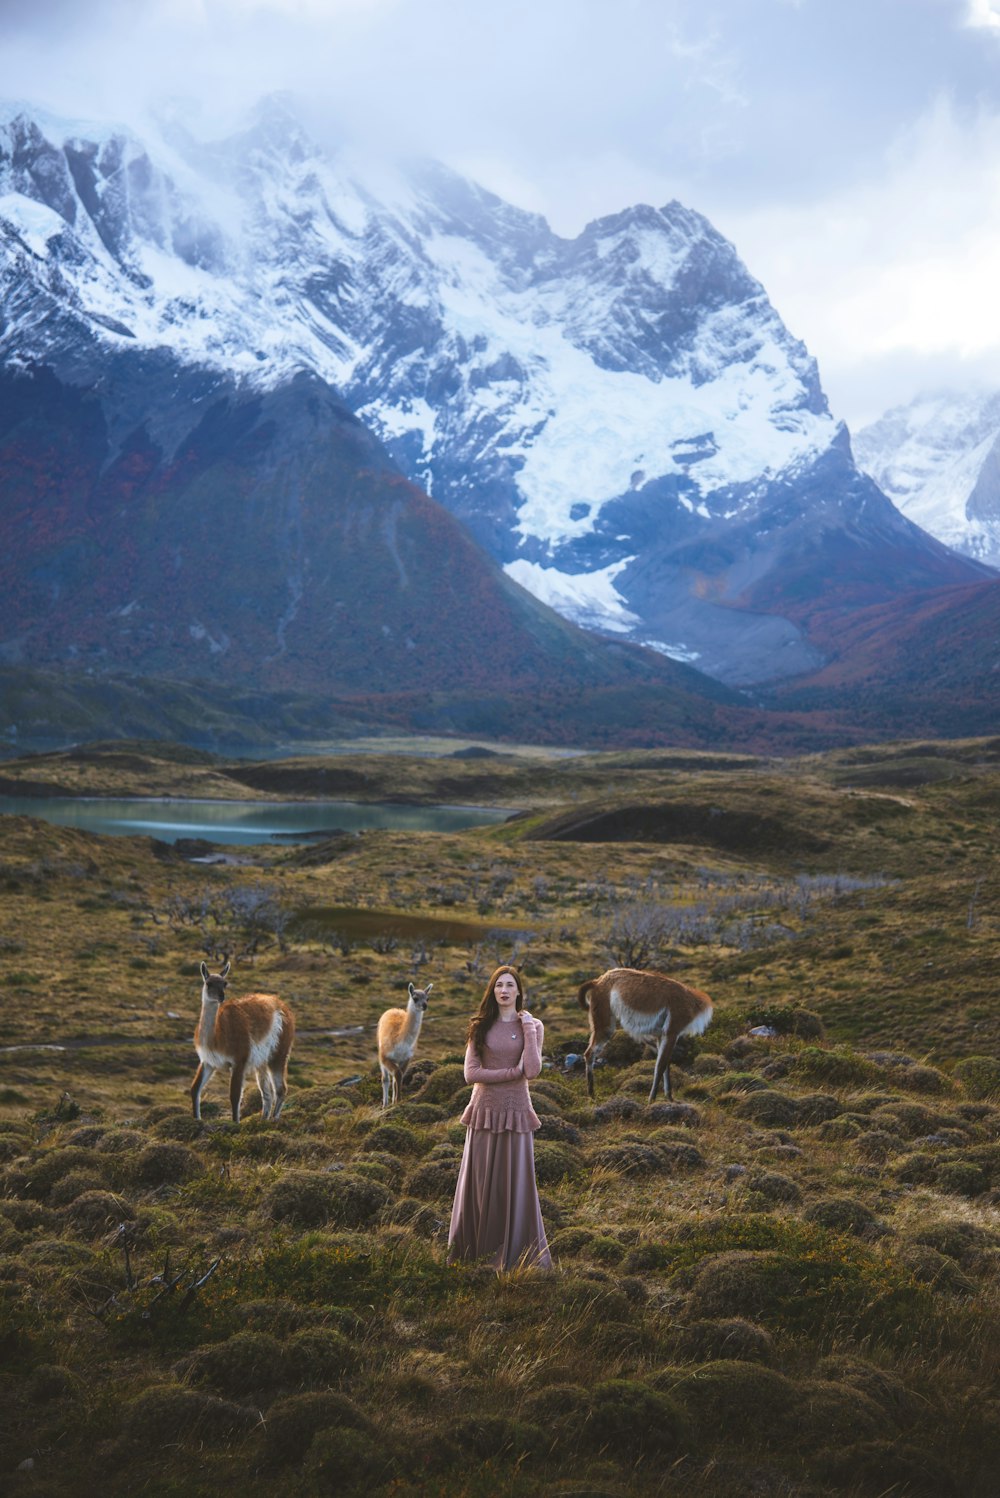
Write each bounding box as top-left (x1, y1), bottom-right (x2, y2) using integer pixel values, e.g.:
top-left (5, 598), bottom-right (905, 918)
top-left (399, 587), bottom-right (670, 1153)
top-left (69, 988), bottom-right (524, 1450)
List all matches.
top-left (721, 95), bottom-right (1000, 427)
top-left (966, 0), bottom-right (1000, 29)
top-left (3, 0), bottom-right (1000, 424)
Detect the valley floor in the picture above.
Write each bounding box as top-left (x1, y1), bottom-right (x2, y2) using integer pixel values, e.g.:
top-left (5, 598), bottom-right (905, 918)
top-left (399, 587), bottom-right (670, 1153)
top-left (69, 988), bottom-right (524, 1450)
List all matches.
top-left (1, 737), bottom-right (999, 1496)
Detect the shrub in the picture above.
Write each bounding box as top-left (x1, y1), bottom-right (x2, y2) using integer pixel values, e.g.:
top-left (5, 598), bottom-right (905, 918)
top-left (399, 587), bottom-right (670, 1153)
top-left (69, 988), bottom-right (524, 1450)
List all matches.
top-left (361, 1123), bottom-right (427, 1158)
top-left (589, 1141), bottom-right (668, 1177)
top-left (671, 1318), bottom-right (774, 1365)
top-left (262, 1391), bottom-right (375, 1470)
top-left (304, 1425), bottom-right (394, 1491)
top-left (263, 1171), bottom-right (390, 1229)
top-left (520, 1381), bottom-right (591, 1431)
top-left (646, 1102), bottom-right (701, 1127)
top-left (20, 1238), bottom-right (96, 1268)
top-left (25, 1364), bottom-right (83, 1402)
top-left (817, 1116), bottom-right (863, 1142)
top-left (452, 1414), bottom-right (546, 1461)
top-left (796, 1093), bottom-right (843, 1124)
top-left (897, 1245), bottom-right (977, 1296)
top-left (131, 1143), bottom-right (205, 1187)
top-left (530, 1078), bottom-right (575, 1110)
top-left (549, 1226), bottom-right (595, 1257)
top-left (910, 1218), bottom-right (997, 1268)
top-left (747, 1004), bottom-right (824, 1039)
top-left (890, 1064), bottom-right (951, 1096)
top-left (64, 1189), bottom-right (137, 1237)
top-left (814, 1439), bottom-right (962, 1497)
top-left (241, 1299), bottom-right (314, 1335)
top-left (351, 1150), bottom-right (406, 1187)
top-left (735, 1092), bottom-right (802, 1127)
top-left (953, 1056), bottom-right (1000, 1101)
top-left (893, 1151), bottom-right (940, 1186)
top-left (816, 1356), bottom-right (922, 1426)
top-left (593, 1095), bottom-right (642, 1123)
top-left (119, 1383), bottom-right (255, 1448)
top-left (588, 1234), bottom-right (628, 1265)
top-left (533, 1141), bottom-right (580, 1185)
top-left (406, 1158), bottom-right (460, 1200)
top-left (536, 1115), bottom-right (583, 1145)
top-left (19, 1147), bottom-right (108, 1200)
top-left (0, 1199), bottom-right (59, 1233)
top-left (409, 1065), bottom-right (468, 1105)
top-left (286, 1326), bottom-right (358, 1387)
top-left (48, 1169), bottom-right (109, 1207)
top-left (586, 1378), bottom-right (687, 1456)
top-left (669, 1359), bottom-right (795, 1437)
top-left (392, 1102), bottom-right (447, 1125)
top-left (649, 1137), bottom-right (705, 1170)
top-left (63, 1125), bottom-right (109, 1148)
top-left (855, 1129), bottom-right (903, 1162)
top-left (803, 1197), bottom-right (880, 1237)
top-left (797, 1379), bottom-right (887, 1443)
top-left (377, 1197), bottom-right (442, 1237)
top-left (184, 1330), bottom-right (287, 1400)
top-left (98, 1129), bottom-right (149, 1155)
top-left (875, 1101), bottom-right (954, 1138)
top-left (688, 1251), bottom-right (810, 1320)
top-left (793, 1047), bottom-right (874, 1086)
top-left (152, 1114), bottom-right (205, 1142)
top-left (935, 1160), bottom-right (988, 1198)
top-left (745, 1171), bottom-right (802, 1207)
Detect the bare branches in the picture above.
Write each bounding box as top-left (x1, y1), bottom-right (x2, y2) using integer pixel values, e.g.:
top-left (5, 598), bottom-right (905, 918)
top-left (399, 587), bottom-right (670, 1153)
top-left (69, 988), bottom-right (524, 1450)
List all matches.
top-left (163, 883), bottom-right (291, 963)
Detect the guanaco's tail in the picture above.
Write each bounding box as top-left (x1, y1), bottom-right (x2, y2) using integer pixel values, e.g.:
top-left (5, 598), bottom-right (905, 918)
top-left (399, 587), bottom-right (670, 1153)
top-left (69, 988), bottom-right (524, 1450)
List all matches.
top-left (577, 980), bottom-right (596, 1010)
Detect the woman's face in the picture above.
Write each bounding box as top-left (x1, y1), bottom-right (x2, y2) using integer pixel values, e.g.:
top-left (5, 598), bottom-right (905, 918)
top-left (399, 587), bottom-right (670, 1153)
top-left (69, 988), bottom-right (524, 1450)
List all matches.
top-left (493, 971), bottom-right (520, 1011)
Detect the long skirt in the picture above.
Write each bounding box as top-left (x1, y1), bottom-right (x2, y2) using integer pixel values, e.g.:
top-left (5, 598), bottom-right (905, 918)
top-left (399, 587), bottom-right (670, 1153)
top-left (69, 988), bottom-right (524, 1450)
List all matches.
top-left (447, 1127), bottom-right (551, 1270)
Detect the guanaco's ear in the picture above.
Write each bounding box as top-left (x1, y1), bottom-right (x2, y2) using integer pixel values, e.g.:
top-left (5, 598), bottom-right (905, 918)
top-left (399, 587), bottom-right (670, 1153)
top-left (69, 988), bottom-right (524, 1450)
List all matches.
top-left (408, 982), bottom-right (415, 998)
top-left (220, 960), bottom-right (231, 980)
top-left (424, 983), bottom-right (433, 995)
top-left (200, 962), bottom-right (209, 981)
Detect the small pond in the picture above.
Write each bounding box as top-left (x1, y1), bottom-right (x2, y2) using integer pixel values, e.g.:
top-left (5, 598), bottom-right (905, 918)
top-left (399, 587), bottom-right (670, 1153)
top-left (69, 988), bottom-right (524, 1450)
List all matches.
top-left (0, 796), bottom-right (513, 846)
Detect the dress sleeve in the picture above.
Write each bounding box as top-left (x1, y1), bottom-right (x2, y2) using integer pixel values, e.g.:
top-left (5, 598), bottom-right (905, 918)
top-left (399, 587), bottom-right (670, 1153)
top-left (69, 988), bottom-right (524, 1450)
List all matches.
top-left (463, 1040), bottom-right (523, 1085)
top-left (521, 1016), bottom-right (544, 1080)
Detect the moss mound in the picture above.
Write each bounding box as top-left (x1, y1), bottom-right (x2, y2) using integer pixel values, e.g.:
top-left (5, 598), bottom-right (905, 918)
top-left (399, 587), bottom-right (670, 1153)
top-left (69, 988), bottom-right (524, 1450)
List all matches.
top-left (262, 1390), bottom-right (375, 1470)
top-left (119, 1383), bottom-right (255, 1448)
top-left (263, 1170), bottom-right (390, 1228)
top-left (672, 1318), bottom-right (774, 1364)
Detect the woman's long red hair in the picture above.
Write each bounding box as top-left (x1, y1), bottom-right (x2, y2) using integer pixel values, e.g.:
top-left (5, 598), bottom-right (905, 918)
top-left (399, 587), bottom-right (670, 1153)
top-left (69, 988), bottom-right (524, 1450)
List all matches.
top-left (466, 965), bottom-right (525, 1056)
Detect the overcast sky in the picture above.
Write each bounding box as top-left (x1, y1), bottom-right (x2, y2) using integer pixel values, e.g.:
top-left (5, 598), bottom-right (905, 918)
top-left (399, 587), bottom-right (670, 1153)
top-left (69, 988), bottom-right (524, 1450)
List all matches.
top-left (3, 0), bottom-right (1000, 428)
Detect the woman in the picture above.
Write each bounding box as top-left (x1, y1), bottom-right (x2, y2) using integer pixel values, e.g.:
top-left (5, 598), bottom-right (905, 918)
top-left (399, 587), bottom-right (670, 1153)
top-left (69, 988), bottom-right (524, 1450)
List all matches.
top-left (447, 965), bottom-right (551, 1271)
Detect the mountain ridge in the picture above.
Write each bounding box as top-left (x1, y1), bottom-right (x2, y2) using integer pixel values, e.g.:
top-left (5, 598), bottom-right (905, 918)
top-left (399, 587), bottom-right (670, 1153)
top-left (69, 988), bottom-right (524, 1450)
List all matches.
top-left (2, 96), bottom-right (988, 694)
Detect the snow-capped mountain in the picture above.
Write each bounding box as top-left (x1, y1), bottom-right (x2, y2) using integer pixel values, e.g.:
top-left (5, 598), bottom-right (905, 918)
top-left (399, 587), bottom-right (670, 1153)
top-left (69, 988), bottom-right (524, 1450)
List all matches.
top-left (854, 392), bottom-right (1000, 568)
top-left (0, 97), bottom-right (986, 688)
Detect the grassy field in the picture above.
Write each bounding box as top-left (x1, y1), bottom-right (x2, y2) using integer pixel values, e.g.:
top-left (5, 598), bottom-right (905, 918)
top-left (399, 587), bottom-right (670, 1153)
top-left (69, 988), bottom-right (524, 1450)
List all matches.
top-left (1, 735), bottom-right (999, 1496)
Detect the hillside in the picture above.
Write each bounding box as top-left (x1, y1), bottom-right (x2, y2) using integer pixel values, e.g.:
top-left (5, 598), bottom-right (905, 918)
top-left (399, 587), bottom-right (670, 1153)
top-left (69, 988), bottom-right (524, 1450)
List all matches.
top-left (764, 578), bottom-right (1000, 739)
top-left (0, 359), bottom-right (776, 751)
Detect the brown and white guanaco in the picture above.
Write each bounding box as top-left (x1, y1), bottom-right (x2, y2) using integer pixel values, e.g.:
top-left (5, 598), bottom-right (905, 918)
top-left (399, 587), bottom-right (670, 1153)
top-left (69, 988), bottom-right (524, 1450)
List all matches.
top-left (190, 961), bottom-right (295, 1123)
top-left (376, 982), bottom-right (432, 1107)
top-left (577, 967), bottom-right (713, 1102)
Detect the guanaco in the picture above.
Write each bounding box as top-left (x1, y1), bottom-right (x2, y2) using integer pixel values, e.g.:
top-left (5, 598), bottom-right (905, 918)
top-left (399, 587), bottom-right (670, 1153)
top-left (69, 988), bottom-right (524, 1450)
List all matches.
top-left (190, 960), bottom-right (295, 1123)
top-left (577, 967), bottom-right (713, 1102)
top-left (376, 982), bottom-right (432, 1107)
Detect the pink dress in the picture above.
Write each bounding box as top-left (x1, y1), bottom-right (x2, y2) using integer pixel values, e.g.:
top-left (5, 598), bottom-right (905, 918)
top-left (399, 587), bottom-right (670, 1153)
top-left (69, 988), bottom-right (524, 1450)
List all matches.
top-left (447, 1013), bottom-right (551, 1270)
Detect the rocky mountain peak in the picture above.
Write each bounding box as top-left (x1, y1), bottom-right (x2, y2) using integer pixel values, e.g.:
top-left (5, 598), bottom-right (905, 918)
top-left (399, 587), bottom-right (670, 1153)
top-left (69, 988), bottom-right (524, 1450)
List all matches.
top-left (0, 96), bottom-right (988, 690)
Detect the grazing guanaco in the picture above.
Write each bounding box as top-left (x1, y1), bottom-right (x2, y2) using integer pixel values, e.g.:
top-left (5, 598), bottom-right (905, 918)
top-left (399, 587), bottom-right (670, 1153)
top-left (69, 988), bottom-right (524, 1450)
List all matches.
top-left (577, 967), bottom-right (713, 1102)
top-left (377, 982), bottom-right (432, 1107)
top-left (190, 961), bottom-right (295, 1123)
